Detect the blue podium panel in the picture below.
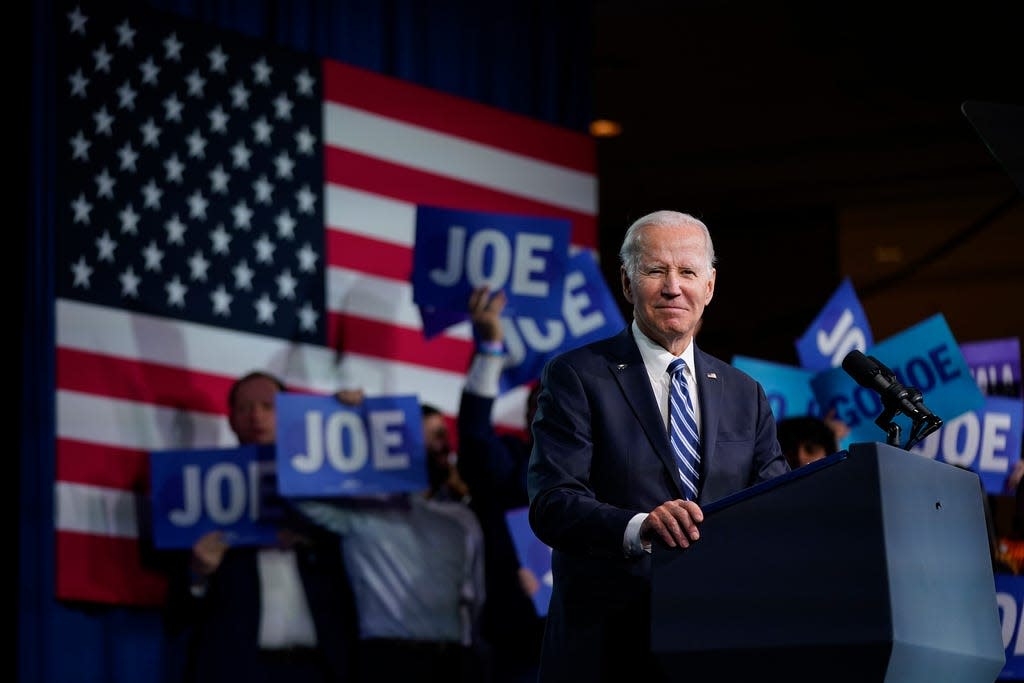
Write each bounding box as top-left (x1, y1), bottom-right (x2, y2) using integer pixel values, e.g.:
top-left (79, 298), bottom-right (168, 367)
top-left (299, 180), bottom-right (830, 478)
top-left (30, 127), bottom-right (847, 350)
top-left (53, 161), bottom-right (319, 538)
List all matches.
top-left (650, 442), bottom-right (1005, 683)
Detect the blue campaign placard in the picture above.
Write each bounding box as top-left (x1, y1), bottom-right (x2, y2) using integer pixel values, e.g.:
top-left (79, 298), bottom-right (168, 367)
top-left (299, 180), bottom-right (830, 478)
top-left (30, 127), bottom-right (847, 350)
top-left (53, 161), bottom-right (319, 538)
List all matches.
top-left (505, 506), bottom-right (553, 617)
top-left (910, 396), bottom-right (1023, 495)
top-left (275, 393), bottom-right (428, 497)
top-left (148, 445), bottom-right (281, 549)
top-left (810, 314), bottom-right (985, 447)
top-left (795, 277), bottom-right (874, 372)
top-left (731, 355), bottom-right (819, 422)
top-left (411, 205), bottom-right (571, 326)
top-left (498, 250), bottom-right (626, 391)
top-left (995, 574), bottom-right (1024, 680)
top-left (961, 337), bottom-right (1022, 399)
top-left (418, 306), bottom-right (471, 339)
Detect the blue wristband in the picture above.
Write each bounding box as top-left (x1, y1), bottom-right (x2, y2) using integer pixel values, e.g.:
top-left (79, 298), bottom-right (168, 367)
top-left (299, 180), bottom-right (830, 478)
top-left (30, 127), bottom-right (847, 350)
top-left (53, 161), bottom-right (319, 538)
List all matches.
top-left (477, 340), bottom-right (504, 356)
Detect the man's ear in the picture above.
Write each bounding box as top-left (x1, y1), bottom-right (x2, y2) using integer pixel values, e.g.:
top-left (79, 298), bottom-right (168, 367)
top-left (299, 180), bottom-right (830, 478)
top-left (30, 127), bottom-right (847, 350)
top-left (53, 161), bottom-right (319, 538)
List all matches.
top-left (704, 267), bottom-right (716, 305)
top-left (621, 266), bottom-right (634, 304)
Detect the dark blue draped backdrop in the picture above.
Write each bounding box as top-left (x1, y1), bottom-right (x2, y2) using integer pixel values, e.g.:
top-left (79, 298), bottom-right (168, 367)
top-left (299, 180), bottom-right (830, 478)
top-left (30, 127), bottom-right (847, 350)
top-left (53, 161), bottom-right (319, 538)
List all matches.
top-left (22, 2), bottom-right (591, 681)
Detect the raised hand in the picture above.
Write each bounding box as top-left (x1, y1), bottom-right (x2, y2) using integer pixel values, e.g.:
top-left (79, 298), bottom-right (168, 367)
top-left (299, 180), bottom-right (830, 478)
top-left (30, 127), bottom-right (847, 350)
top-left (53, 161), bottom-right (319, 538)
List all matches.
top-left (468, 286), bottom-right (507, 344)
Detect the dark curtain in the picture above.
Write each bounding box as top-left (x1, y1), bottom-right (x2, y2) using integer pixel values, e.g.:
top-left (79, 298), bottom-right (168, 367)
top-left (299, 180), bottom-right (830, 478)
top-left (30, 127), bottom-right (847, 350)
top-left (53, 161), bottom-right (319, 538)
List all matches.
top-left (21, 2), bottom-right (591, 681)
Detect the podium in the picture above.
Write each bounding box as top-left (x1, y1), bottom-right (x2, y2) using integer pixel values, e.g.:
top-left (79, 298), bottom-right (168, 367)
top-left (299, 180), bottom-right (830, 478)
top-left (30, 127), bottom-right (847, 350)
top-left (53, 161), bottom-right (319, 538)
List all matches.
top-left (650, 442), bottom-right (1005, 682)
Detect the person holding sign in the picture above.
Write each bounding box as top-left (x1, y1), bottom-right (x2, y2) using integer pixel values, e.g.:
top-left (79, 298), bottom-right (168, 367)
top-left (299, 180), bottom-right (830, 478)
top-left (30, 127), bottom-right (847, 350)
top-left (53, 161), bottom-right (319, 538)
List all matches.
top-left (457, 285), bottom-right (546, 683)
top-left (527, 210), bottom-right (789, 682)
top-left (422, 402), bottom-right (472, 503)
top-left (294, 391), bottom-right (488, 683)
top-left (162, 371), bottom-right (359, 683)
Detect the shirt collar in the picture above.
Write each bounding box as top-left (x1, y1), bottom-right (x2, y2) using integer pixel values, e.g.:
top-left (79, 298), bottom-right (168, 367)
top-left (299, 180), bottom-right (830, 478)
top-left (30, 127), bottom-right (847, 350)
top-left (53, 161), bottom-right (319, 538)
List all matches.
top-left (631, 320), bottom-right (695, 379)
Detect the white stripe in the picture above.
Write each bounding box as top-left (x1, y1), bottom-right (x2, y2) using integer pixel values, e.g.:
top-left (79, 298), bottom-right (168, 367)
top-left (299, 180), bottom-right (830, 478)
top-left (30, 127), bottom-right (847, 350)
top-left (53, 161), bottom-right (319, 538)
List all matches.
top-left (326, 265), bottom-right (472, 340)
top-left (324, 101), bottom-right (597, 214)
top-left (57, 299), bottom-right (348, 393)
top-left (324, 185), bottom-right (597, 252)
top-left (58, 299), bottom-right (526, 428)
top-left (325, 184), bottom-right (417, 246)
top-left (336, 351), bottom-right (530, 430)
top-left (57, 361), bottom-right (528, 453)
top-left (55, 481), bottom-right (140, 538)
top-left (58, 389), bottom-right (234, 451)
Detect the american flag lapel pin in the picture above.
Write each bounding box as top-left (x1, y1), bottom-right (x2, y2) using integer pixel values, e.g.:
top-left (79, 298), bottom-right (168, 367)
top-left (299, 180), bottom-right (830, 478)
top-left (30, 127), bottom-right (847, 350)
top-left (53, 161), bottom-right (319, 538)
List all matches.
top-left (706, 372), bottom-right (718, 379)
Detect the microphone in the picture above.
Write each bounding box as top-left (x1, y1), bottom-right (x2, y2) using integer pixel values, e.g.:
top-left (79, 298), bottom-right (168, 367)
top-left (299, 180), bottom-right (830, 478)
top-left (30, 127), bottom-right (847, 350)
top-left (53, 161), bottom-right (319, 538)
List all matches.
top-left (841, 350), bottom-right (937, 422)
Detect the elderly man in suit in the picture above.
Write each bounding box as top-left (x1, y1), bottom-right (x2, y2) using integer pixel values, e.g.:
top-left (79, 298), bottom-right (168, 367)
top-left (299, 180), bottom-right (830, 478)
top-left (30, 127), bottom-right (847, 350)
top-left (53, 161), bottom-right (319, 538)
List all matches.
top-left (527, 210), bottom-right (789, 682)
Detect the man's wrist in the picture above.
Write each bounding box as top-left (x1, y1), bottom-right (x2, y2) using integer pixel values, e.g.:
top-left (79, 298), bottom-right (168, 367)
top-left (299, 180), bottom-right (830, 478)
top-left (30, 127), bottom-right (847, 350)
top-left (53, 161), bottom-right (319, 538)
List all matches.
top-left (624, 513), bottom-right (649, 557)
top-left (476, 340), bottom-right (504, 356)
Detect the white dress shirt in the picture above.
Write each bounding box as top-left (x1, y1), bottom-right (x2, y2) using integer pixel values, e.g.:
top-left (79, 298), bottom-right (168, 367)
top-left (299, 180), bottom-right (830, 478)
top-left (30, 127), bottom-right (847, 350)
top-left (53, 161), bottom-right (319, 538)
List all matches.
top-left (623, 320), bottom-right (703, 556)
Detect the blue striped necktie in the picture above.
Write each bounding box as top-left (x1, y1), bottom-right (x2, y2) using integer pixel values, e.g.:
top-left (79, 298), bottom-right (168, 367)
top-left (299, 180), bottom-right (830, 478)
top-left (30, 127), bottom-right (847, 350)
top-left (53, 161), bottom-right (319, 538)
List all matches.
top-left (668, 358), bottom-right (702, 500)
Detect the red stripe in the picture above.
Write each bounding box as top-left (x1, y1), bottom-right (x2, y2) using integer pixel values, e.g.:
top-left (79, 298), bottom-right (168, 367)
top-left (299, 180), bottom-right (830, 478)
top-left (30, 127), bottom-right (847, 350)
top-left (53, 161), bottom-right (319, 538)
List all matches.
top-left (57, 347), bottom-right (231, 413)
top-left (325, 229), bottom-right (413, 281)
top-left (56, 531), bottom-right (168, 607)
top-left (326, 311), bottom-right (473, 372)
top-left (322, 59), bottom-right (596, 174)
top-left (57, 438), bottom-right (151, 490)
top-left (57, 328), bottom-right (468, 407)
top-left (324, 147), bottom-right (598, 250)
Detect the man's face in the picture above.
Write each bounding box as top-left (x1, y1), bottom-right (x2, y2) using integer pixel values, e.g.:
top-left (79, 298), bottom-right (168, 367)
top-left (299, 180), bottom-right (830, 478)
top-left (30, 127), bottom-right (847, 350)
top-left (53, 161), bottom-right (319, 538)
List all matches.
top-left (422, 413), bottom-right (451, 463)
top-left (228, 375), bottom-right (280, 445)
top-left (621, 223), bottom-right (715, 355)
top-left (796, 443), bottom-right (828, 468)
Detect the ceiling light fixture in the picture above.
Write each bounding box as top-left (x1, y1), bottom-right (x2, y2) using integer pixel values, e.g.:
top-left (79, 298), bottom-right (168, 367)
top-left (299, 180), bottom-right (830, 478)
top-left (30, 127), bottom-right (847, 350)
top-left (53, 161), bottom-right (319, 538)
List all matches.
top-left (589, 119), bottom-right (623, 138)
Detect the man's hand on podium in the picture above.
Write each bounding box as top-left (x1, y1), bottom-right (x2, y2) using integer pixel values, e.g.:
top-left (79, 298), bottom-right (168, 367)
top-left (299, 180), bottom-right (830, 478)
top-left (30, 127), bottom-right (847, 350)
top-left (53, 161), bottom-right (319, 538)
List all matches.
top-left (640, 499), bottom-right (704, 550)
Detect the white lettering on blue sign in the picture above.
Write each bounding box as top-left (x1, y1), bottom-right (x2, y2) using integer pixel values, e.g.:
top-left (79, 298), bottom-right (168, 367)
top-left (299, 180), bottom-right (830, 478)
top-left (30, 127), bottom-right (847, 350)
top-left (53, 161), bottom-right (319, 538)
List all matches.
top-left (997, 590), bottom-right (1024, 655)
top-left (430, 225), bottom-right (469, 286)
top-left (428, 225), bottom-right (552, 297)
top-left (503, 270), bottom-right (607, 364)
top-left (563, 270), bottom-right (606, 337)
top-left (511, 232), bottom-right (553, 297)
top-left (913, 410), bottom-right (1012, 474)
top-left (510, 319), bottom-right (564, 359)
top-left (169, 459), bottom-right (268, 528)
top-left (325, 410), bottom-right (370, 473)
top-left (816, 309), bottom-right (867, 367)
top-left (291, 408), bottom-right (410, 475)
top-left (973, 364), bottom-right (1016, 393)
top-left (368, 409), bottom-right (411, 471)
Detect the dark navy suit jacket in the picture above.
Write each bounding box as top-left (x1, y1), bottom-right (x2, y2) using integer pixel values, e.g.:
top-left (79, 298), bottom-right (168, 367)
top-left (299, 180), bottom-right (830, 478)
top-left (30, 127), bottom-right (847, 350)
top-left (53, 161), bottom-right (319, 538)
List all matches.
top-left (161, 532), bottom-right (359, 683)
top-left (527, 327), bottom-right (788, 682)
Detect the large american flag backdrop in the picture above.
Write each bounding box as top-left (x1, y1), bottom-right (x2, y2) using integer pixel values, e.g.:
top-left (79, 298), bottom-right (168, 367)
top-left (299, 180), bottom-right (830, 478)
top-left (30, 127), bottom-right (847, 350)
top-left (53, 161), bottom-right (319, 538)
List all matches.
top-left (55, 2), bottom-right (597, 606)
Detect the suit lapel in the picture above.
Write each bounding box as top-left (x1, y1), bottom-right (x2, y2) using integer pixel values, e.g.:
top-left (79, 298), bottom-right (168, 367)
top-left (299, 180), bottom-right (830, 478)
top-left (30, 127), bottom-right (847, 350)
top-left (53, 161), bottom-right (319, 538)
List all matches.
top-left (693, 346), bottom-right (722, 485)
top-left (605, 329), bottom-right (684, 498)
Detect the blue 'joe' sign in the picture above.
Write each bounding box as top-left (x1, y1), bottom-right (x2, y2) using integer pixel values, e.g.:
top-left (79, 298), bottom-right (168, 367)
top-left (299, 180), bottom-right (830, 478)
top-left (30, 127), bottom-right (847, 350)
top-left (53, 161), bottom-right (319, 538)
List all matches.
top-left (731, 355), bottom-right (819, 423)
top-left (795, 277), bottom-right (874, 372)
top-left (810, 314), bottom-right (985, 446)
top-left (506, 506), bottom-right (553, 617)
top-left (911, 395), bottom-right (1023, 495)
top-left (498, 250), bottom-right (625, 391)
top-left (995, 574), bottom-right (1024, 680)
top-left (411, 205), bottom-right (571, 324)
top-left (149, 444), bottom-right (282, 549)
top-left (420, 250), bottom-right (625, 392)
top-left (275, 393), bottom-right (428, 497)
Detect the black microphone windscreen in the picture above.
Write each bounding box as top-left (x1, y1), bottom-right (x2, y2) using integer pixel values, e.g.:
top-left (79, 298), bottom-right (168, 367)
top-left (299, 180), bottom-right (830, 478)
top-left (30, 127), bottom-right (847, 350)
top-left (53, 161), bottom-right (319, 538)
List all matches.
top-left (841, 349), bottom-right (876, 381)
